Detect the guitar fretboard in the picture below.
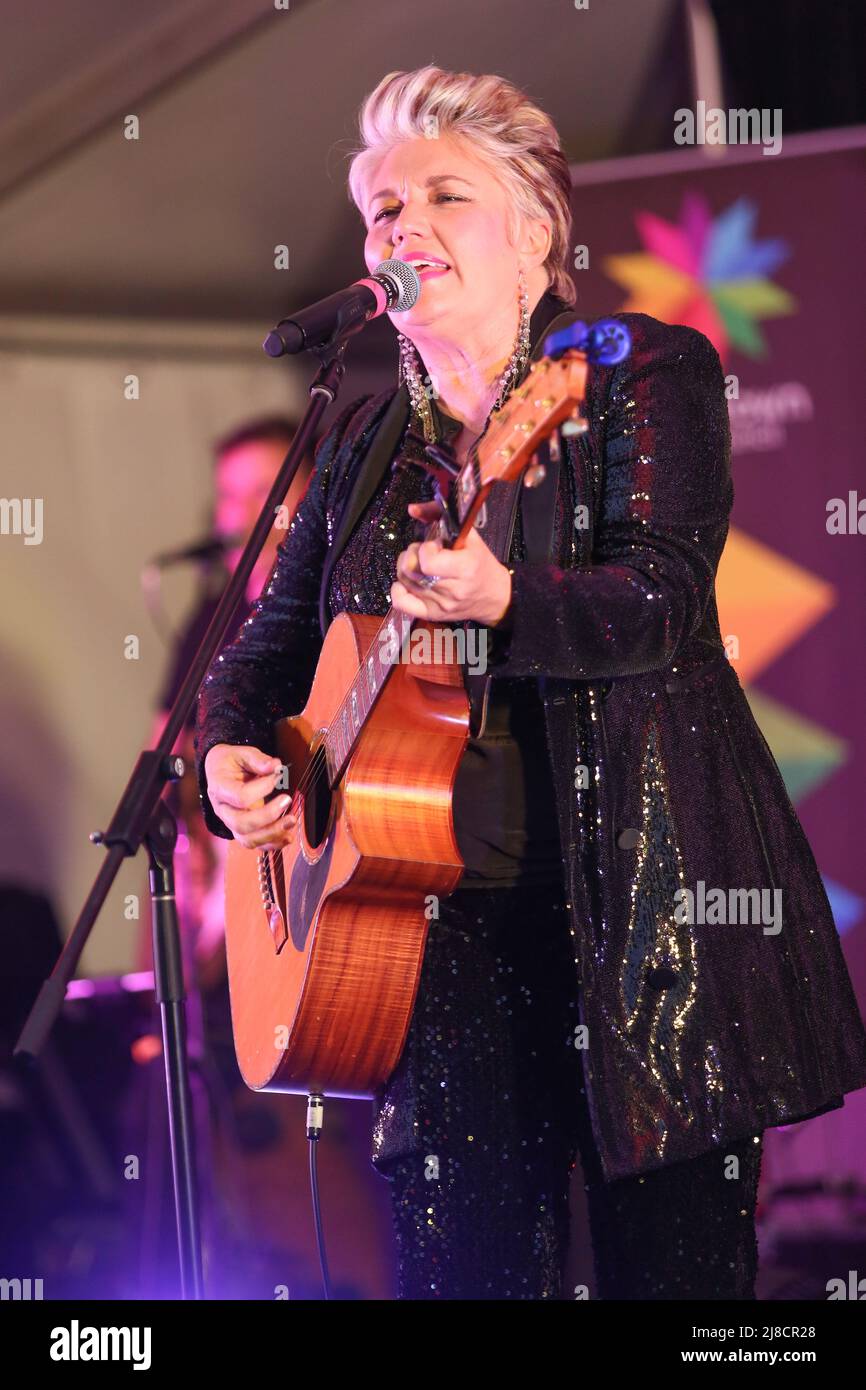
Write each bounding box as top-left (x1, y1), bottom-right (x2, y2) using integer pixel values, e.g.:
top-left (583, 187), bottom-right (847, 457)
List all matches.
top-left (320, 487), bottom-right (463, 785)
top-left (322, 603), bottom-right (414, 785)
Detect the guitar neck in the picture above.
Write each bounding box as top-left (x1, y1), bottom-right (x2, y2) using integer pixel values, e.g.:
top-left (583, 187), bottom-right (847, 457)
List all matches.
top-left (323, 603), bottom-right (414, 786)
top-left (322, 511), bottom-right (463, 788)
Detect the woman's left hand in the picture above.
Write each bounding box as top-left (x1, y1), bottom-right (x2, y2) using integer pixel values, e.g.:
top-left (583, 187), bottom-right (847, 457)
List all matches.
top-left (391, 500), bottom-right (513, 626)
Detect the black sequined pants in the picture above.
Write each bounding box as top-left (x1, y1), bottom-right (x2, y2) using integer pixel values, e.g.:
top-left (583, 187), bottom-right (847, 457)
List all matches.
top-left (373, 882), bottom-right (763, 1300)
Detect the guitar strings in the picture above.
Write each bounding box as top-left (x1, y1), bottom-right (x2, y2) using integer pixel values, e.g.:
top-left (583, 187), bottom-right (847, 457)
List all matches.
top-left (284, 510), bottom-right (449, 814)
top-left (281, 452), bottom-right (500, 822)
top-left (319, 505), bottom-right (449, 767)
top-left (280, 604), bottom-right (401, 819)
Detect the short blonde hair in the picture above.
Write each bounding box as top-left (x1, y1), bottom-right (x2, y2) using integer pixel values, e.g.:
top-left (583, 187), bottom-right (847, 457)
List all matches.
top-left (347, 66), bottom-right (576, 306)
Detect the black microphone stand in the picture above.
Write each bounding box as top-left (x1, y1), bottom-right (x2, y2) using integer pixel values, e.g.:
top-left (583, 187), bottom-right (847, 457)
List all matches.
top-left (14, 334), bottom-right (351, 1299)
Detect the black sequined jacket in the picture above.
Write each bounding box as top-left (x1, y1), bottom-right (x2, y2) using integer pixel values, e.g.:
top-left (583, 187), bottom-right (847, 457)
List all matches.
top-left (194, 306), bottom-right (866, 1183)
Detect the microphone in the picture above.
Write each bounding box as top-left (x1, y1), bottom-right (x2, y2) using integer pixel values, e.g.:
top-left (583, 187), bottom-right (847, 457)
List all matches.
top-left (149, 534), bottom-right (241, 568)
top-left (263, 259), bottom-right (421, 357)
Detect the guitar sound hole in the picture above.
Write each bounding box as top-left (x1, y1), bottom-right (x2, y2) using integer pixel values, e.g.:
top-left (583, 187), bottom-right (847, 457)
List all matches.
top-left (302, 764), bottom-right (333, 850)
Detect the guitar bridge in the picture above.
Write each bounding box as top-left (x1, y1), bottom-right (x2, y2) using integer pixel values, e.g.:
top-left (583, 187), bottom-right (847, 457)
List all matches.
top-left (257, 849), bottom-right (288, 954)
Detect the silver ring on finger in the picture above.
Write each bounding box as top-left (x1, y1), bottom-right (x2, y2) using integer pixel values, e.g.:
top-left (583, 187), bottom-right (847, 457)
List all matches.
top-left (417, 572), bottom-right (441, 589)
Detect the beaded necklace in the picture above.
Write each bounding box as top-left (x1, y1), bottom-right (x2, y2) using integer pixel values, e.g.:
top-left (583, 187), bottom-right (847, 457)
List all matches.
top-left (396, 271), bottom-right (531, 445)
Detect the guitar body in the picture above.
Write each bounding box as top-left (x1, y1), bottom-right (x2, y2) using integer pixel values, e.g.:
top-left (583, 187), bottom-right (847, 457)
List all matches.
top-left (224, 613), bottom-right (469, 1098)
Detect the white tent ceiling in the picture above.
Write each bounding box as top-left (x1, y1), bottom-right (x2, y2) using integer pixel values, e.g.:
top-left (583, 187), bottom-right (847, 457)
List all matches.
top-left (0, 0), bottom-right (686, 337)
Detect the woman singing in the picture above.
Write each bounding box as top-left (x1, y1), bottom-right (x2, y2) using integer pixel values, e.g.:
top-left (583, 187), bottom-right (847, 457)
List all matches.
top-left (195, 66), bottom-right (866, 1300)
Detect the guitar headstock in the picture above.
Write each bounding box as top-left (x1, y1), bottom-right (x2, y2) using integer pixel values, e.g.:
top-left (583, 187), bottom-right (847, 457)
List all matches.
top-left (476, 351), bottom-right (589, 490)
top-left (442, 318), bottom-right (631, 540)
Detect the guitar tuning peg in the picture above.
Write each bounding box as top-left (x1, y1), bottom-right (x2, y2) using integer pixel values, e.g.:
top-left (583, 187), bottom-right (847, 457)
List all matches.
top-left (547, 429), bottom-right (562, 464)
top-left (561, 407), bottom-right (589, 438)
top-left (523, 453), bottom-right (546, 488)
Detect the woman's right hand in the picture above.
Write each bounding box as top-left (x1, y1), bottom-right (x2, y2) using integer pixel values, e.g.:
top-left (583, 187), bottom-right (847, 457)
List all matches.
top-left (204, 744), bottom-right (298, 850)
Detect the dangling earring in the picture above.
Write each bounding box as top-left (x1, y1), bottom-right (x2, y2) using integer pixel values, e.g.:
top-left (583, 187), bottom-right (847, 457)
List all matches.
top-left (491, 267), bottom-right (531, 413)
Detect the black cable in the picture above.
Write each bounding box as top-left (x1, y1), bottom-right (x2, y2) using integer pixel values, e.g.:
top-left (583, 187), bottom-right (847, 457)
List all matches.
top-left (306, 1093), bottom-right (332, 1299)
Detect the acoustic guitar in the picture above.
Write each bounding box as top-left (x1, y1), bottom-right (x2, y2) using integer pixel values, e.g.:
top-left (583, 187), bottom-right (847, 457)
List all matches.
top-left (223, 319), bottom-right (630, 1097)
